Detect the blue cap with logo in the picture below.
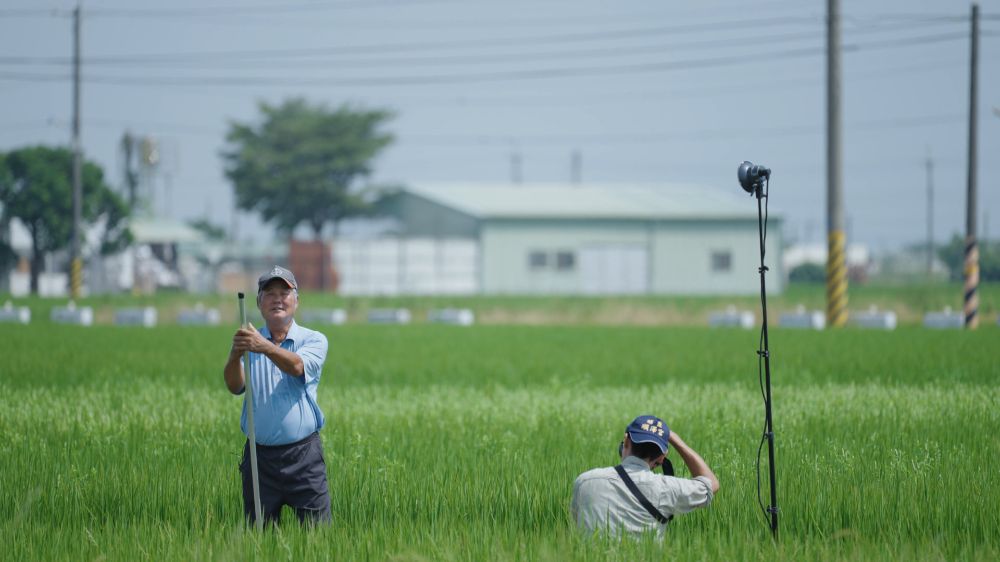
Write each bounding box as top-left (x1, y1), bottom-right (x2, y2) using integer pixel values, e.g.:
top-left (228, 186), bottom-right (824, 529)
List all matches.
top-left (627, 415), bottom-right (670, 454)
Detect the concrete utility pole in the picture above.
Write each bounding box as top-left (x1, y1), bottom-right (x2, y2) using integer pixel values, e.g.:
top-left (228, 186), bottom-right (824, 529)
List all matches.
top-left (964, 3), bottom-right (979, 329)
top-left (926, 150), bottom-right (934, 275)
top-left (70, 3), bottom-right (83, 300)
top-left (826, 0), bottom-right (847, 327)
top-left (570, 149), bottom-right (582, 184)
top-left (510, 151), bottom-right (523, 184)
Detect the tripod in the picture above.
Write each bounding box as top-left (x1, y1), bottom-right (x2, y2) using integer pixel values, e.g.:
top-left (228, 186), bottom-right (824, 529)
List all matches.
top-left (750, 177), bottom-right (779, 539)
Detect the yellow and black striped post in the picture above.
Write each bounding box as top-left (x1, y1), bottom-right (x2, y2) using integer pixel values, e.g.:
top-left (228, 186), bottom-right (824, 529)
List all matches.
top-left (964, 237), bottom-right (979, 329)
top-left (826, 230), bottom-right (848, 327)
top-left (70, 257), bottom-right (82, 300)
top-left (826, 0), bottom-right (848, 328)
top-left (963, 5), bottom-right (979, 329)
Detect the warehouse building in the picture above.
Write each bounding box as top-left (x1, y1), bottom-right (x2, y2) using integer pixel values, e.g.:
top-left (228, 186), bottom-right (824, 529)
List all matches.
top-left (373, 182), bottom-right (783, 295)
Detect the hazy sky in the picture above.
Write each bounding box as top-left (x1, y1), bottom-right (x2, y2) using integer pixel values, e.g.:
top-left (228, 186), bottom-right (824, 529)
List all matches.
top-left (1, 0), bottom-right (998, 252)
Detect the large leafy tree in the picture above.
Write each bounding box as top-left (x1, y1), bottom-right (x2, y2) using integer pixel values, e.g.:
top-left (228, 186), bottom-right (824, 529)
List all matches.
top-left (222, 98), bottom-right (394, 238)
top-left (0, 146), bottom-right (131, 294)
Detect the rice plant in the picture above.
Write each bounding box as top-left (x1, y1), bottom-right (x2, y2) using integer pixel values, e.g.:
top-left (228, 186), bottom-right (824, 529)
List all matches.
top-left (1, 324), bottom-right (997, 560)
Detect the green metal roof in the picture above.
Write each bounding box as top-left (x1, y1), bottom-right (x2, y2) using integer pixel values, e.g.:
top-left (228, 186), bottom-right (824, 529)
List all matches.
top-left (401, 182), bottom-right (771, 221)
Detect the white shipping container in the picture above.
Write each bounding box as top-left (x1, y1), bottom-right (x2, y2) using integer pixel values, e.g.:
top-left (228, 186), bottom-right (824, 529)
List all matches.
top-left (708, 307), bottom-right (755, 329)
top-left (51, 302), bottom-right (93, 326)
top-left (115, 307), bottom-right (158, 327)
top-left (923, 308), bottom-right (964, 329)
top-left (779, 306), bottom-right (825, 330)
top-left (0, 301), bottom-right (30, 324)
top-left (368, 308), bottom-right (411, 324)
top-left (427, 308), bottom-right (475, 326)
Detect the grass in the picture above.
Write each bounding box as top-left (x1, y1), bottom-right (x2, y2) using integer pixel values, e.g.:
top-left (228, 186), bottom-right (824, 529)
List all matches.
top-left (1, 323), bottom-right (998, 560)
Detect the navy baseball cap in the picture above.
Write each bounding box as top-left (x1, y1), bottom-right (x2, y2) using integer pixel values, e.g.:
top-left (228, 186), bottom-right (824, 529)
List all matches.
top-left (257, 265), bottom-right (298, 293)
top-left (626, 415), bottom-right (670, 454)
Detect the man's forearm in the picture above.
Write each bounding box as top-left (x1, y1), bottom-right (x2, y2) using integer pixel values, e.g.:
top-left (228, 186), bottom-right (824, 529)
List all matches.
top-left (223, 352), bottom-right (245, 394)
top-left (672, 436), bottom-right (720, 493)
top-left (261, 343), bottom-right (304, 377)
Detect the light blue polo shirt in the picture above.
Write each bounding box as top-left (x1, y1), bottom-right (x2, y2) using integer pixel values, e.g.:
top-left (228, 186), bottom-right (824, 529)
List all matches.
top-left (240, 320), bottom-right (328, 446)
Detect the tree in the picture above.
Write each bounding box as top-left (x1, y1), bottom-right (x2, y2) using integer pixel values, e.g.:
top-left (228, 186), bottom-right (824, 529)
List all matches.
top-left (788, 262), bottom-right (826, 284)
top-left (0, 146), bottom-right (131, 294)
top-left (187, 218), bottom-right (227, 242)
top-left (937, 233), bottom-right (1000, 282)
top-left (222, 98), bottom-right (394, 239)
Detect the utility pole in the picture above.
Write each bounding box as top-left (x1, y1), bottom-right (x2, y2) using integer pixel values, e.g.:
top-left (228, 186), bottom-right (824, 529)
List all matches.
top-left (826, 0), bottom-right (848, 327)
top-left (570, 149), bottom-right (582, 184)
top-left (510, 151), bottom-right (522, 184)
top-left (121, 131), bottom-right (138, 210)
top-left (964, 3), bottom-right (979, 329)
top-left (70, 3), bottom-right (83, 300)
top-left (926, 150), bottom-right (934, 275)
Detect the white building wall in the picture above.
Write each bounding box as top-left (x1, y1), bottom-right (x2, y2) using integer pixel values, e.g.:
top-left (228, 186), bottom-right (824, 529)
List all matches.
top-left (650, 221), bottom-right (783, 295)
top-left (481, 220), bottom-right (650, 294)
top-left (333, 237), bottom-right (478, 296)
top-left (479, 219), bottom-right (782, 295)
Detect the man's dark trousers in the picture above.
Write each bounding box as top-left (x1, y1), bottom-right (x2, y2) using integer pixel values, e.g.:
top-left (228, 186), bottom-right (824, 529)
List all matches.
top-left (240, 432), bottom-right (331, 525)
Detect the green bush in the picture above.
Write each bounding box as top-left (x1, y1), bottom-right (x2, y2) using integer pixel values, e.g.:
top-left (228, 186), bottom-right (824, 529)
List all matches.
top-left (789, 262), bottom-right (826, 283)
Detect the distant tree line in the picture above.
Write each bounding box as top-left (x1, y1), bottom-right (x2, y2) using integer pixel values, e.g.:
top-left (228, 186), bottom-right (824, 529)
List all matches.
top-left (0, 98), bottom-right (396, 295)
top-left (937, 234), bottom-right (1000, 282)
top-left (0, 146), bottom-right (130, 293)
top-left (788, 235), bottom-right (1000, 284)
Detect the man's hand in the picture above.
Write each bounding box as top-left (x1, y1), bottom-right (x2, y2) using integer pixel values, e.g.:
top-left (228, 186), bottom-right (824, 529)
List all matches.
top-left (227, 321), bottom-right (306, 378)
top-left (668, 431), bottom-right (687, 448)
top-left (231, 322), bottom-right (275, 356)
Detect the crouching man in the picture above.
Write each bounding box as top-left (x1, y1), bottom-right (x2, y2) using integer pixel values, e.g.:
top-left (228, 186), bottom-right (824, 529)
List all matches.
top-left (571, 415), bottom-right (719, 538)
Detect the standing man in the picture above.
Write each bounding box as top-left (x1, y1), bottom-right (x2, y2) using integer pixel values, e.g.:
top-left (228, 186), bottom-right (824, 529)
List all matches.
top-left (571, 415), bottom-right (719, 538)
top-left (224, 265), bottom-right (331, 525)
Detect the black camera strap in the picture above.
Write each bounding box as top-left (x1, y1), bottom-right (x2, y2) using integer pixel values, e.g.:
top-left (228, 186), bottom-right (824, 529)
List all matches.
top-left (614, 465), bottom-right (672, 525)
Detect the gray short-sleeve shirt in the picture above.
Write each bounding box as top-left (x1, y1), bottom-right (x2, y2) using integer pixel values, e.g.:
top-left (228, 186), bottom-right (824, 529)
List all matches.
top-left (571, 455), bottom-right (714, 538)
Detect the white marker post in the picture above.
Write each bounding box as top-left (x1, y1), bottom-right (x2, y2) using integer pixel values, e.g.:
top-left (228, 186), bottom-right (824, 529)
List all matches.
top-left (238, 292), bottom-right (263, 530)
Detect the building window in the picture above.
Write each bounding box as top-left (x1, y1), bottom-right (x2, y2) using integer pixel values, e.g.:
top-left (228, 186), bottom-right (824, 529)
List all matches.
top-left (528, 251), bottom-right (548, 270)
top-left (556, 251), bottom-right (576, 271)
top-left (711, 251), bottom-right (732, 273)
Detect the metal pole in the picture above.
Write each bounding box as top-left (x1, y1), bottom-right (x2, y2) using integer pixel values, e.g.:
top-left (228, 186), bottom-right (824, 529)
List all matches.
top-left (510, 145), bottom-right (522, 184)
top-left (756, 187), bottom-right (779, 539)
top-left (826, 0), bottom-right (848, 327)
top-left (964, 3), bottom-right (979, 329)
top-left (926, 150), bottom-right (934, 275)
top-left (238, 293), bottom-right (263, 529)
top-left (70, 3), bottom-right (83, 300)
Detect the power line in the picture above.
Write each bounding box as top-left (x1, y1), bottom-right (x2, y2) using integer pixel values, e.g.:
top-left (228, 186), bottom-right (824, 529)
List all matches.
top-left (0, 30), bottom-right (976, 88)
top-left (0, 18), bottom-right (965, 70)
top-left (1, 29), bottom-right (827, 69)
top-left (9, 16), bottom-right (832, 65)
top-left (79, 1), bottom-right (462, 18)
top-left (401, 113), bottom-right (965, 146)
top-left (0, 7), bottom-right (71, 18)
top-left (1, 112), bottom-right (964, 144)
top-left (70, 0), bottom-right (804, 19)
top-left (1, 53), bottom-right (964, 116)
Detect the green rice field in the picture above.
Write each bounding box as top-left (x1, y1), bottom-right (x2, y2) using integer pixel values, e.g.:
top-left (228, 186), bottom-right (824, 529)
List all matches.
top-left (2, 321), bottom-right (998, 560)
